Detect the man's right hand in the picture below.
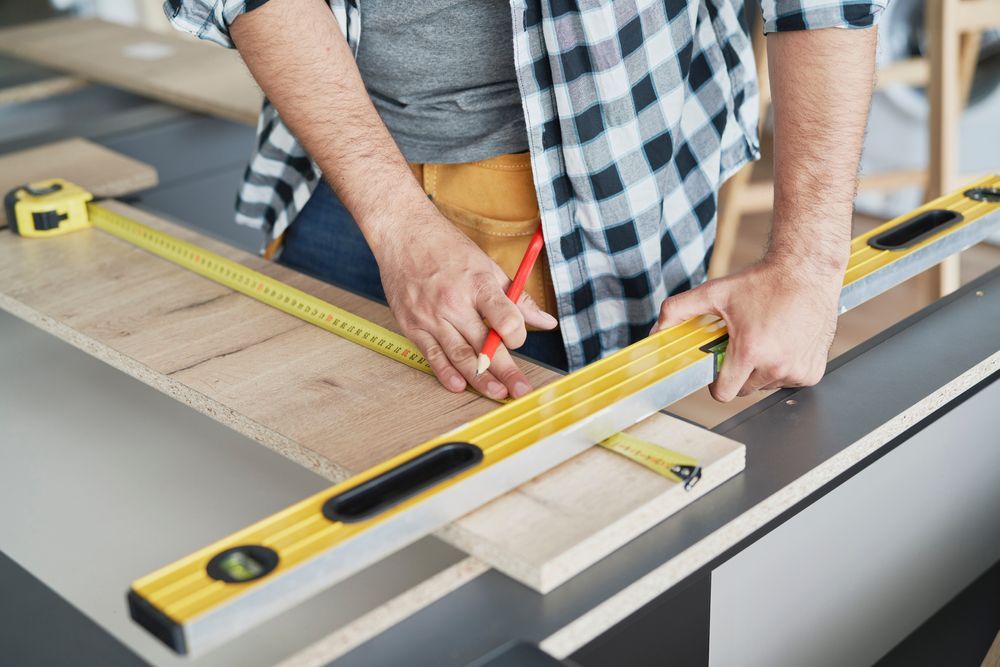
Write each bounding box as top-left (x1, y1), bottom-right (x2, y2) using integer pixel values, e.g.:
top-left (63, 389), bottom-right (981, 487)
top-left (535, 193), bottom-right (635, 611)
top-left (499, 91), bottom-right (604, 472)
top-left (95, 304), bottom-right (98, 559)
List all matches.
top-left (374, 203), bottom-right (557, 400)
top-left (230, 0), bottom-right (555, 399)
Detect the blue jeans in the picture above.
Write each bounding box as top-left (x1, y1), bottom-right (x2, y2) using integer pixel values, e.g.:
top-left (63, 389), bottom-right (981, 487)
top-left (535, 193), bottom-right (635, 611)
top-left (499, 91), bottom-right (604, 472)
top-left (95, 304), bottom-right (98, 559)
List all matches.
top-left (278, 181), bottom-right (569, 371)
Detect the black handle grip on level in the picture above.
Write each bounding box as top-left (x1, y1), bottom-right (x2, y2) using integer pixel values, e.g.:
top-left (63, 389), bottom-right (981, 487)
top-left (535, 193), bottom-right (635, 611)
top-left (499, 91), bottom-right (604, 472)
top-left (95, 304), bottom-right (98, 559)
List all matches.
top-left (322, 442), bottom-right (484, 523)
top-left (868, 209), bottom-right (963, 251)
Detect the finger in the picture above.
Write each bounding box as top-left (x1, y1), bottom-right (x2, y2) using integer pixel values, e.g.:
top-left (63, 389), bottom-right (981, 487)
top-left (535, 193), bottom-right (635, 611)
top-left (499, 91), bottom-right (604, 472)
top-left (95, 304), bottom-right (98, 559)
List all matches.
top-left (710, 341), bottom-right (755, 403)
top-left (737, 369), bottom-right (773, 397)
top-left (407, 329), bottom-right (467, 394)
top-left (476, 283), bottom-right (527, 349)
top-left (517, 293), bottom-right (558, 330)
top-left (436, 321), bottom-right (509, 400)
top-left (485, 344), bottom-right (533, 398)
top-left (651, 282), bottom-right (724, 334)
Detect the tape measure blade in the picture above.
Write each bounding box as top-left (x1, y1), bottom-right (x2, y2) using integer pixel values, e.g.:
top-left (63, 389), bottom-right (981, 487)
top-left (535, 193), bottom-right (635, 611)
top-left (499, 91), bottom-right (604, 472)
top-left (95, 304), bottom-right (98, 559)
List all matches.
top-left (86, 203), bottom-right (433, 375)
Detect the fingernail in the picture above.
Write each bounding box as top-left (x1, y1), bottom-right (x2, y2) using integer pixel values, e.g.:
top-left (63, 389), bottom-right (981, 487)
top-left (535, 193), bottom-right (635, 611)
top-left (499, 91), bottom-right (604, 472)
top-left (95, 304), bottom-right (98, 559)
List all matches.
top-left (448, 375), bottom-right (465, 392)
top-left (487, 381), bottom-right (506, 398)
top-left (541, 312), bottom-right (558, 328)
top-left (512, 381), bottom-right (532, 398)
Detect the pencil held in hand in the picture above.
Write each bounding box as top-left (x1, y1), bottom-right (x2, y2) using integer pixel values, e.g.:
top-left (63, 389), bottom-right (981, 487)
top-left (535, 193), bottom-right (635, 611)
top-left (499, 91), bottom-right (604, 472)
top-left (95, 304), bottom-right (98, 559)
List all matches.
top-left (476, 225), bottom-right (546, 376)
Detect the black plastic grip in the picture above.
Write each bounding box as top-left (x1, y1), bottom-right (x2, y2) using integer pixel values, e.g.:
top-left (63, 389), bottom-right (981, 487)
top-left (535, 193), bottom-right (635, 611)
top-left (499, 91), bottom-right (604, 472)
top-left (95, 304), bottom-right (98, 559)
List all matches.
top-left (127, 589), bottom-right (187, 654)
top-left (322, 442), bottom-right (483, 523)
top-left (867, 209), bottom-right (963, 251)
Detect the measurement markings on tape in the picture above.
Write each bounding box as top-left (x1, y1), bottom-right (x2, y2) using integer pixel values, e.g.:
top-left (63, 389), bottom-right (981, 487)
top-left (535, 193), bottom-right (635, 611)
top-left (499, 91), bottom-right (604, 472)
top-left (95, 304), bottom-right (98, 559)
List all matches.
top-left (5, 179), bottom-right (432, 374)
top-left (599, 432), bottom-right (703, 489)
top-left (6, 175), bottom-right (1000, 655)
top-left (89, 204), bottom-right (433, 374)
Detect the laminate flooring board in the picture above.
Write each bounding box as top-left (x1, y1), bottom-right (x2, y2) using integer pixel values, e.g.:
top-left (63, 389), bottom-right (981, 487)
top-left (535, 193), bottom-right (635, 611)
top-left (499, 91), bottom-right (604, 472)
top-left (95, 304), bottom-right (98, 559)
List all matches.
top-left (0, 138), bottom-right (158, 227)
top-left (0, 18), bottom-right (261, 125)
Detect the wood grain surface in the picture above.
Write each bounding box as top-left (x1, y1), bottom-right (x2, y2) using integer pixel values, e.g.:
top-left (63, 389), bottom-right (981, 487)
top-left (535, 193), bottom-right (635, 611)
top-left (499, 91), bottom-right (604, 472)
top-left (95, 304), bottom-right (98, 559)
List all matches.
top-left (0, 18), bottom-right (261, 125)
top-left (0, 138), bottom-right (158, 227)
top-left (0, 182), bottom-right (743, 595)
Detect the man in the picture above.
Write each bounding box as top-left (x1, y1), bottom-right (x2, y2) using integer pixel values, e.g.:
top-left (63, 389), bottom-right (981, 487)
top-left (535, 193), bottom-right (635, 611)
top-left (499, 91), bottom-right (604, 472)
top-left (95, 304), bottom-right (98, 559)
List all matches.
top-left (167, 0), bottom-right (883, 403)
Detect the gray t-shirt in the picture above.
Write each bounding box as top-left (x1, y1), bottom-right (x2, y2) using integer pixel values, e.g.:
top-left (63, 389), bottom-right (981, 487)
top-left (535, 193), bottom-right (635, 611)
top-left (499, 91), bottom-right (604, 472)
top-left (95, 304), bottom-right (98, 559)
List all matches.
top-left (355, 0), bottom-right (529, 164)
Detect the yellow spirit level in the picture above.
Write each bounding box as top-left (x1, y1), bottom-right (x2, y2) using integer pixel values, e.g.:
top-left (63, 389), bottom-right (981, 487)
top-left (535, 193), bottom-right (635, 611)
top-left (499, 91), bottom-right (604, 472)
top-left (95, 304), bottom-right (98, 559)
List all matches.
top-left (7, 175), bottom-right (1000, 655)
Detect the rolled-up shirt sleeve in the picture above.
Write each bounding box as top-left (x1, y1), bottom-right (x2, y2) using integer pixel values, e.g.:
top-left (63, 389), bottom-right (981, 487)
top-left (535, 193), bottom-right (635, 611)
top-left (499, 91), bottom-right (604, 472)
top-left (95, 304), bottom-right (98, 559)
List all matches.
top-left (760, 0), bottom-right (887, 34)
top-left (163, 0), bottom-right (271, 48)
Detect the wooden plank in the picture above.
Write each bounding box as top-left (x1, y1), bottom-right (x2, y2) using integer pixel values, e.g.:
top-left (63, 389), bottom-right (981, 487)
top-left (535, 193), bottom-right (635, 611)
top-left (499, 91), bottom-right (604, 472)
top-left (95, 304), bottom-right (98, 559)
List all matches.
top-left (0, 138), bottom-right (158, 227)
top-left (0, 18), bottom-right (261, 125)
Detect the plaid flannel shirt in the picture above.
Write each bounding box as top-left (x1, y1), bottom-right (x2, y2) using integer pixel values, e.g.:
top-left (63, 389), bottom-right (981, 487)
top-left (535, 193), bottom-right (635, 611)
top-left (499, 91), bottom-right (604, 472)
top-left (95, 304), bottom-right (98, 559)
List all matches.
top-left (166, 0), bottom-right (885, 370)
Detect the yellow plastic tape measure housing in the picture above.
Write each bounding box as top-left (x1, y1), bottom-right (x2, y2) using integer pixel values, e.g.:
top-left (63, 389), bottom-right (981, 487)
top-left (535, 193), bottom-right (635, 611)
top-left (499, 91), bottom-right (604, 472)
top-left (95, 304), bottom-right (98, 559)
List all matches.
top-left (5, 178), bottom-right (93, 238)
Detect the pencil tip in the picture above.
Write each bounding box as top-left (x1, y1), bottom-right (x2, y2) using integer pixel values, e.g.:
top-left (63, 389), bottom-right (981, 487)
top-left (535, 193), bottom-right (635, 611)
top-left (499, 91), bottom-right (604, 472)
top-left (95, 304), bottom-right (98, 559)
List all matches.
top-left (476, 353), bottom-right (491, 376)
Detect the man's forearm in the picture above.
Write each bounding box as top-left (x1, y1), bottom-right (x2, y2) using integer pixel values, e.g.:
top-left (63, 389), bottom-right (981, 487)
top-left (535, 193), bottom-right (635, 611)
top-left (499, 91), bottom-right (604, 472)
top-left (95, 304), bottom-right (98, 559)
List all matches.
top-left (229, 0), bottom-right (553, 400)
top-left (229, 0), bottom-right (428, 252)
top-left (766, 27), bottom-right (877, 275)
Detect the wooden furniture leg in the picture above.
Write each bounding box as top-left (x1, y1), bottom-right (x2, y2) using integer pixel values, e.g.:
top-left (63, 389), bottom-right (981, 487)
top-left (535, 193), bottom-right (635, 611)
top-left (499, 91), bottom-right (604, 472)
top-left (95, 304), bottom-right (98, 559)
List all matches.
top-left (710, 15), bottom-right (768, 278)
top-left (927, 0), bottom-right (962, 296)
top-left (927, 0), bottom-right (987, 297)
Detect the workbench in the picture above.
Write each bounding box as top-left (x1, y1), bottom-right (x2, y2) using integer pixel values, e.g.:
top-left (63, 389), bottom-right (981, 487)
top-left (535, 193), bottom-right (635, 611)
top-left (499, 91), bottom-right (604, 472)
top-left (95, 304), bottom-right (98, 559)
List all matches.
top-left (1, 47), bottom-right (998, 667)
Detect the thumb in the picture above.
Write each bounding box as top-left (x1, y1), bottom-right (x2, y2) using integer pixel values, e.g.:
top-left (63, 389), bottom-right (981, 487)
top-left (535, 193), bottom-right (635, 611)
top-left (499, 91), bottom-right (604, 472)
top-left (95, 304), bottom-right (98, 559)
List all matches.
top-left (651, 281), bottom-right (724, 334)
top-left (518, 293), bottom-right (558, 330)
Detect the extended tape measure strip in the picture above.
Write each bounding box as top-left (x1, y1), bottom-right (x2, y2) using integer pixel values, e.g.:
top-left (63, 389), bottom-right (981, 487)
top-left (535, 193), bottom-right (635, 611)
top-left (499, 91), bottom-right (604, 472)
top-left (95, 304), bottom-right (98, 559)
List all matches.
top-left (120, 175), bottom-right (1000, 656)
top-left (87, 204), bottom-right (433, 375)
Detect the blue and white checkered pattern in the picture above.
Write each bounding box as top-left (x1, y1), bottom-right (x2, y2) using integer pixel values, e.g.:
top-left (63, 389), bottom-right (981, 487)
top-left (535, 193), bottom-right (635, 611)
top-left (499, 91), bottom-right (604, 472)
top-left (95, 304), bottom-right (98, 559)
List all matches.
top-left (166, 0), bottom-right (885, 370)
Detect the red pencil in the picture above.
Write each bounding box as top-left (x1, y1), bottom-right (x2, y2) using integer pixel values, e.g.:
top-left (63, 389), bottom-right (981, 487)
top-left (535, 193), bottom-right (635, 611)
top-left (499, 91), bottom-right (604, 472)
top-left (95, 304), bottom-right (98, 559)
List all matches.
top-left (476, 224), bottom-right (546, 376)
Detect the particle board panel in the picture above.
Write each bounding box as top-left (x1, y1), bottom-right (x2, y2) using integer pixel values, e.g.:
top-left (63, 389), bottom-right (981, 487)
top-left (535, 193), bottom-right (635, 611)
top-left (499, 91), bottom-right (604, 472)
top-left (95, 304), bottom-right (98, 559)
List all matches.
top-left (0, 18), bottom-right (261, 125)
top-left (0, 194), bottom-right (743, 600)
top-left (0, 138), bottom-right (158, 227)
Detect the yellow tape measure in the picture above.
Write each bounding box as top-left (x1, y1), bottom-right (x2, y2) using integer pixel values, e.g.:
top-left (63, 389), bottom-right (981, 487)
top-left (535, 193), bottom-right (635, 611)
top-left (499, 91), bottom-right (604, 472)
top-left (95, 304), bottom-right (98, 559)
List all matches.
top-left (4, 178), bottom-right (701, 482)
top-left (600, 432), bottom-right (702, 489)
top-left (6, 178), bottom-right (431, 374)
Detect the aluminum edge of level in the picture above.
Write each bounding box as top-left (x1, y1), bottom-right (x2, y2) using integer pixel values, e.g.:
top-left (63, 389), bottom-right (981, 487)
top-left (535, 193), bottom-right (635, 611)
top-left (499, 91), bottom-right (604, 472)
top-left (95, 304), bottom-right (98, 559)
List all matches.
top-left (162, 355), bottom-right (717, 655)
top-left (840, 207), bottom-right (1000, 313)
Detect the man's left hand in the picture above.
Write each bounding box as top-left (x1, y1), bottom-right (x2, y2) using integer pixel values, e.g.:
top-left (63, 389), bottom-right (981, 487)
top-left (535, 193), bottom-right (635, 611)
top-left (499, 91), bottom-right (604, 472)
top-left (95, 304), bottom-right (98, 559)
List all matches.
top-left (650, 256), bottom-right (842, 402)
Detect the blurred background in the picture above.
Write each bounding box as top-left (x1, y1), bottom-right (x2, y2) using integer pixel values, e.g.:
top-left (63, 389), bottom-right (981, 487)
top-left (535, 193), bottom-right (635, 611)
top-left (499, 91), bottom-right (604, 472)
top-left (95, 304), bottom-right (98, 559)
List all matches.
top-left (0, 0), bottom-right (997, 425)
